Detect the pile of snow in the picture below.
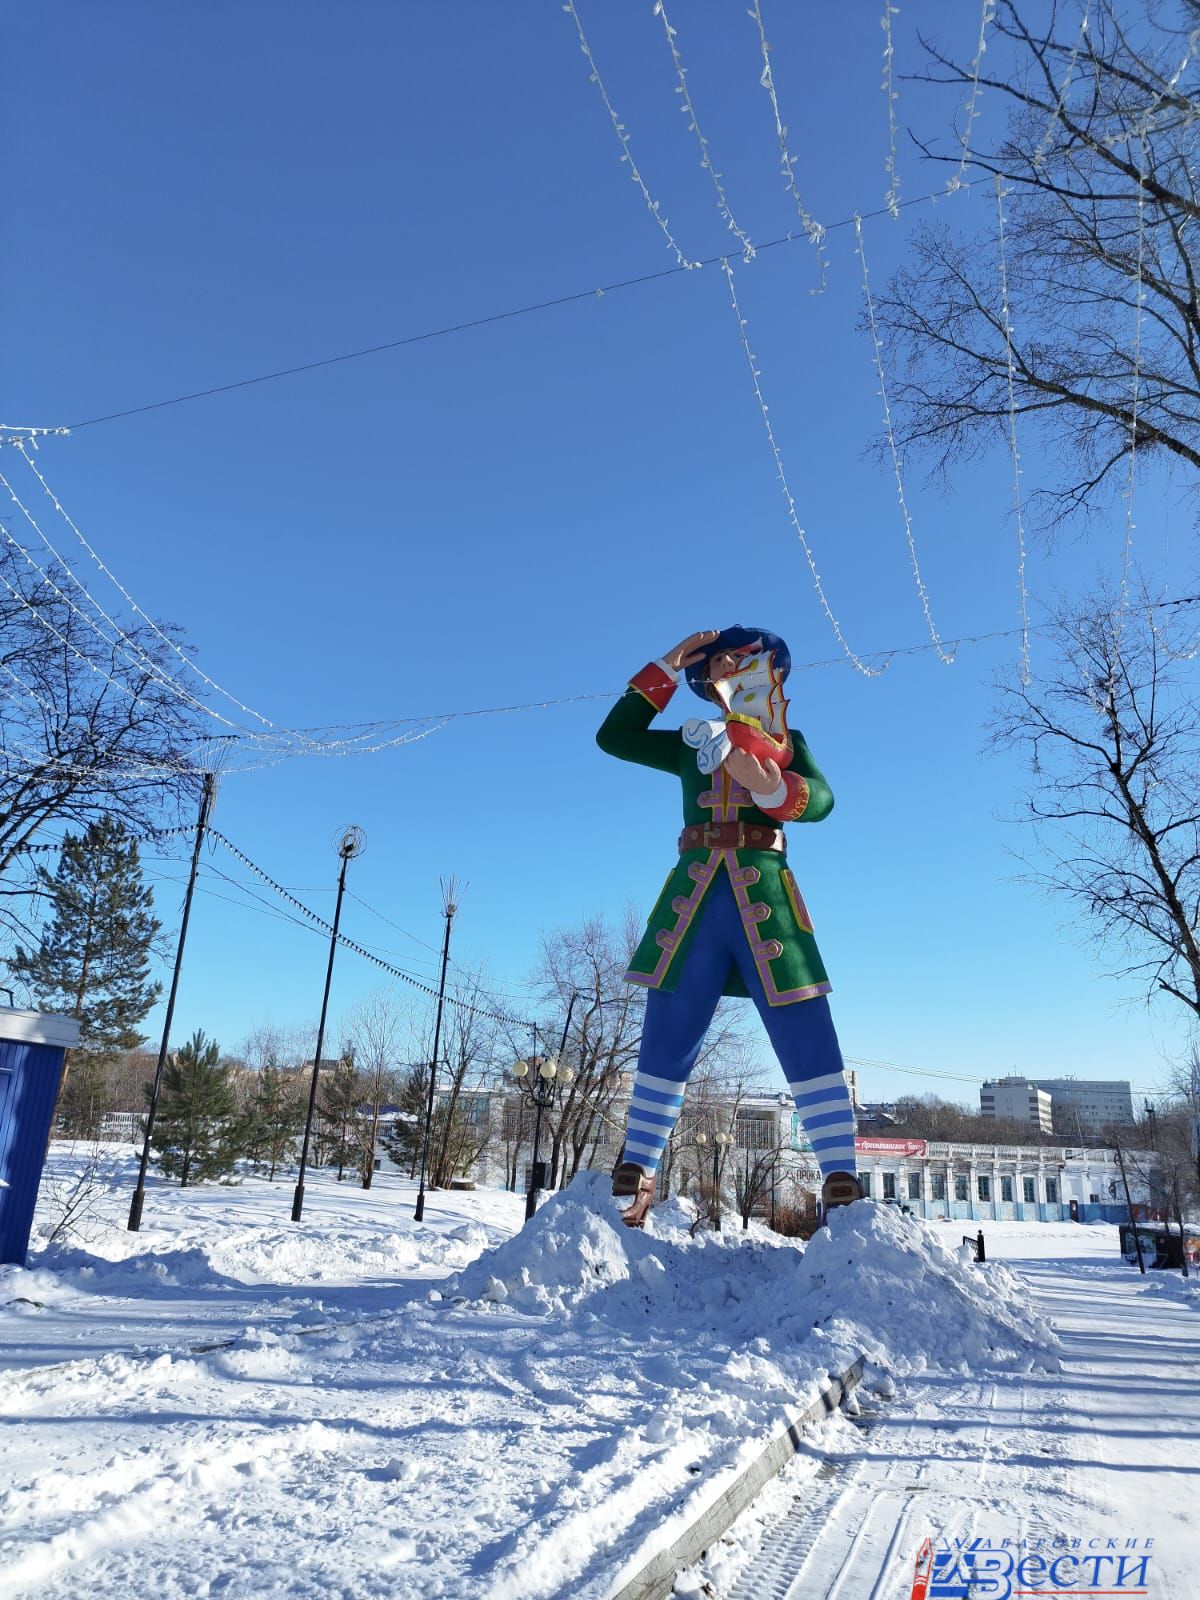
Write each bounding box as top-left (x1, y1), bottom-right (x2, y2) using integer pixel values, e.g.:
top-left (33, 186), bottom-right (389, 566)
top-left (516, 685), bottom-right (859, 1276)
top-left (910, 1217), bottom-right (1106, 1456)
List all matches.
top-left (448, 1171), bottom-right (1060, 1380)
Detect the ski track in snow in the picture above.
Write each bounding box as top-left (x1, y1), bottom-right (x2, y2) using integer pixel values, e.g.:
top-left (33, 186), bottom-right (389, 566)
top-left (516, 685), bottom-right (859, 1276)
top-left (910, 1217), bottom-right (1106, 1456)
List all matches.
top-left (692, 1244), bottom-right (1199, 1600)
top-left (1, 1147), bottom-right (1195, 1598)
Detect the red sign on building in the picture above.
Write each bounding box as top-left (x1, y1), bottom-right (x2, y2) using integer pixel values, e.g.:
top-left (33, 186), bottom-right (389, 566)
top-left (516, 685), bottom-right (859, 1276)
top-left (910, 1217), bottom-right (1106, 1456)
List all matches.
top-left (855, 1136), bottom-right (928, 1157)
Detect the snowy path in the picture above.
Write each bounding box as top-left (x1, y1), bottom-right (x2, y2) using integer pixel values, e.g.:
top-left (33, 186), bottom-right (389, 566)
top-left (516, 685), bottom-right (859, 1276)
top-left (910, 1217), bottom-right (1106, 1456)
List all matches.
top-left (703, 1250), bottom-right (1199, 1600)
top-left (5, 1157), bottom-right (1195, 1600)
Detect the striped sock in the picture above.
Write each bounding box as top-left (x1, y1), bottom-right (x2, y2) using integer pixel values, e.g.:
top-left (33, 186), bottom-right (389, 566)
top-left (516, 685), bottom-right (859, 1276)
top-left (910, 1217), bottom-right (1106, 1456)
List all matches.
top-left (788, 1068), bottom-right (858, 1181)
top-left (621, 1069), bottom-right (687, 1176)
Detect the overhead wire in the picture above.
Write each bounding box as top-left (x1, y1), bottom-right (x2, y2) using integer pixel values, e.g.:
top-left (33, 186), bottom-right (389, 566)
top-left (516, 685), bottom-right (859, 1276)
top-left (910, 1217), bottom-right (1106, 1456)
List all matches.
top-left (205, 827), bottom-right (536, 1029)
top-left (45, 185), bottom-right (977, 439)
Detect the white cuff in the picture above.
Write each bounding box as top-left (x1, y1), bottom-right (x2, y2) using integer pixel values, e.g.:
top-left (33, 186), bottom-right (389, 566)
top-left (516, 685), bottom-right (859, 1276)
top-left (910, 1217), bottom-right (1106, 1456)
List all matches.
top-left (654, 657), bottom-right (681, 682)
top-left (751, 777), bottom-right (788, 810)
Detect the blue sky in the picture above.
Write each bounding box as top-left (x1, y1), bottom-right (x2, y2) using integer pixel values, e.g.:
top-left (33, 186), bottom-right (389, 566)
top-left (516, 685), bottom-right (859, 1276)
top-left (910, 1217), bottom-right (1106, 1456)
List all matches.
top-left (4, 1), bottom-right (1192, 1106)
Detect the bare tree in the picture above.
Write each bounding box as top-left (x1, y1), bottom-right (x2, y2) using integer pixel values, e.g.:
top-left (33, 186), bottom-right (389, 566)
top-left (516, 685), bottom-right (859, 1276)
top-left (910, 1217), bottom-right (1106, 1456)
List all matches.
top-left (0, 532), bottom-right (206, 945)
top-left (345, 989), bottom-right (408, 1189)
top-left (427, 969), bottom-right (500, 1189)
top-left (527, 910), bottom-right (645, 1192)
top-left (995, 591), bottom-right (1200, 1017)
top-left (874, 1), bottom-right (1200, 528)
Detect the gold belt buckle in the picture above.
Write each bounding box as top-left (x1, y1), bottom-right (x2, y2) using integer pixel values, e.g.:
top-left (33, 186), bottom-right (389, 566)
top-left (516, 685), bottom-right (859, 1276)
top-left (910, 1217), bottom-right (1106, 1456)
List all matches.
top-left (702, 822), bottom-right (724, 847)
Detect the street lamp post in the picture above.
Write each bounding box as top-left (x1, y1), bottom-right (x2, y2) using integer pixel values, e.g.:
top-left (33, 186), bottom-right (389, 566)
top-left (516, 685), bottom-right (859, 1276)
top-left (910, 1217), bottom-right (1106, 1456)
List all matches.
top-left (292, 825), bottom-right (364, 1223)
top-left (414, 878), bottom-right (462, 1223)
top-left (129, 770), bottom-right (216, 1233)
top-left (696, 1125), bottom-right (734, 1230)
top-left (514, 1009), bottom-right (578, 1223)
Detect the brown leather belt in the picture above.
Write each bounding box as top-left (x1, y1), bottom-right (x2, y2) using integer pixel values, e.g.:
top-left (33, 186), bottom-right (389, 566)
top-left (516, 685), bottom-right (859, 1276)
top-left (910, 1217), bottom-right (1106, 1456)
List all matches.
top-left (679, 822), bottom-right (785, 853)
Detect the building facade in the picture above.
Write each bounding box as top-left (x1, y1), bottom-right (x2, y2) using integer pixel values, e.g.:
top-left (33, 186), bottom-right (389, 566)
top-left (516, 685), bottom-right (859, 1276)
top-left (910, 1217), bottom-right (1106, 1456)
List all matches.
top-left (980, 1077), bottom-right (1054, 1133)
top-left (1029, 1077), bottom-right (1136, 1135)
top-left (852, 1134), bottom-right (1144, 1223)
top-left (456, 1086), bottom-right (1146, 1226)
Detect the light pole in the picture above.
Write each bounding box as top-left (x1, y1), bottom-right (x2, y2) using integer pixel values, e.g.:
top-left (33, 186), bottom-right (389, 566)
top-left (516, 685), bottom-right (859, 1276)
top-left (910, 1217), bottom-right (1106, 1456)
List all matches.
top-left (1113, 1137), bottom-right (1146, 1275)
top-left (514, 1015), bottom-right (577, 1223)
top-left (128, 771), bottom-right (215, 1232)
top-left (292, 825), bottom-right (364, 1223)
top-left (696, 1125), bottom-right (734, 1231)
top-left (414, 877), bottom-right (461, 1223)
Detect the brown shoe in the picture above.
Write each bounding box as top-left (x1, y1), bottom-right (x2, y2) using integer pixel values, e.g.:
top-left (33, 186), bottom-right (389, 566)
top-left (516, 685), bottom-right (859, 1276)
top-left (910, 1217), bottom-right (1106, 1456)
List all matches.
top-left (820, 1170), bottom-right (862, 1224)
top-left (612, 1161), bottom-right (657, 1229)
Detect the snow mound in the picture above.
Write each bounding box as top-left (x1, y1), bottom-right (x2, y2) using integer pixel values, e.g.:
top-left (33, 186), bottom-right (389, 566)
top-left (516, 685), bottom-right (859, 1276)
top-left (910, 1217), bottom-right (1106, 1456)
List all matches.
top-left (448, 1172), bottom-right (1059, 1379)
top-left (204, 1219), bottom-right (498, 1284)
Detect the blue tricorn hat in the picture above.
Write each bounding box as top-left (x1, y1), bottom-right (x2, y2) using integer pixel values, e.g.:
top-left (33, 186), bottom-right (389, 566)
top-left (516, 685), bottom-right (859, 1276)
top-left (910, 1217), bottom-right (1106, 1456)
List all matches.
top-left (684, 626), bottom-right (792, 702)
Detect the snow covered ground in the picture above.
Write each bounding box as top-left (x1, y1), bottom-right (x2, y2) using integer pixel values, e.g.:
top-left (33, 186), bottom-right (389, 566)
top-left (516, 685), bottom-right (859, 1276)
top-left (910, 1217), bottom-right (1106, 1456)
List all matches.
top-left (1, 1146), bottom-right (1195, 1598)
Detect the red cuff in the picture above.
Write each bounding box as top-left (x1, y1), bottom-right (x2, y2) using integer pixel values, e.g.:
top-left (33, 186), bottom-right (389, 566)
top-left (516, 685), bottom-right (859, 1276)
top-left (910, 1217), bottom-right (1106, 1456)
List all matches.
top-left (629, 660), bottom-right (677, 713)
top-left (758, 772), bottom-right (809, 822)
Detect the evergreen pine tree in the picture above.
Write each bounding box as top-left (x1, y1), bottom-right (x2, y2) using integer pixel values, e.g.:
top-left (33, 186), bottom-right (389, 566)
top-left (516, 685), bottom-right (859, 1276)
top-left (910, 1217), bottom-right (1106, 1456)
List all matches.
top-left (149, 1030), bottom-right (240, 1186)
top-left (315, 1055), bottom-right (362, 1180)
top-left (11, 815), bottom-right (162, 1135)
top-left (381, 1064), bottom-right (432, 1179)
top-left (246, 1059), bottom-right (305, 1181)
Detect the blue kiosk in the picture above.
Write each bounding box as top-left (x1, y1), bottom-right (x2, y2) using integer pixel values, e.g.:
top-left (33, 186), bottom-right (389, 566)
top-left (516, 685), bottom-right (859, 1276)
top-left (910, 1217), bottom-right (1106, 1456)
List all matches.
top-left (0, 1007), bottom-right (82, 1265)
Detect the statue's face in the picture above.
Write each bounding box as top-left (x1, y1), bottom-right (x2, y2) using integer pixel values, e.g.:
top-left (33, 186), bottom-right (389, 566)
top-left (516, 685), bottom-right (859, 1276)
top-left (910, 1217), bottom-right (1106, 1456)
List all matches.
top-left (706, 649), bottom-right (744, 693)
top-left (707, 642), bottom-right (770, 702)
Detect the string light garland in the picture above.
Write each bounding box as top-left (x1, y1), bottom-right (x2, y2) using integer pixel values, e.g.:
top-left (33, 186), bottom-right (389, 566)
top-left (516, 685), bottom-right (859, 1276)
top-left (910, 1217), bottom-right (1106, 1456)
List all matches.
top-left (0, 555), bottom-right (188, 721)
top-left (881, 2), bottom-right (902, 218)
top-left (0, 426), bottom-right (70, 445)
top-left (994, 175), bottom-right (1032, 685)
top-left (747, 0), bottom-right (827, 292)
top-left (652, 0), bottom-right (754, 261)
top-left (1099, 18), bottom-right (1200, 151)
top-left (12, 441), bottom-right (302, 742)
top-left (11, 822), bottom-right (196, 855)
top-left (0, 461), bottom-right (236, 730)
top-left (946, 0), bottom-right (997, 193)
top-left (1031, 2), bottom-right (1091, 171)
top-left (206, 827), bottom-right (536, 1029)
top-left (854, 214), bottom-right (955, 665)
top-left (1121, 137), bottom-right (1147, 612)
top-left (562, 0), bottom-right (700, 271)
top-left (720, 256), bottom-right (882, 678)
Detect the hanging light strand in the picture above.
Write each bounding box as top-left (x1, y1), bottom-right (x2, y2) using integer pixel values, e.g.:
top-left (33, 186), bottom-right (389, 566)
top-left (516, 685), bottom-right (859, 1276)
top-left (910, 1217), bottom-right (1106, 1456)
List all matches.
top-left (854, 215), bottom-right (954, 664)
top-left (1121, 137), bottom-right (1148, 613)
top-left (747, 0), bottom-right (827, 291)
top-left (720, 257), bottom-right (883, 678)
top-left (947, 0), bottom-right (997, 193)
top-left (994, 175), bottom-right (1032, 685)
top-left (652, 0), bottom-right (754, 260)
top-left (562, 0), bottom-right (700, 271)
top-left (881, 3), bottom-right (902, 218)
top-left (1032, 3), bottom-right (1092, 170)
top-left (0, 457), bottom-right (242, 730)
top-left (12, 441), bottom-right (304, 742)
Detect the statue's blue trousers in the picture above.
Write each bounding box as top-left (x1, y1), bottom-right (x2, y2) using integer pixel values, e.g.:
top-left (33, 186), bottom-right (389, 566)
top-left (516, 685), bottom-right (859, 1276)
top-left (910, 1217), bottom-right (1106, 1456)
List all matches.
top-left (622, 869), bottom-right (858, 1180)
